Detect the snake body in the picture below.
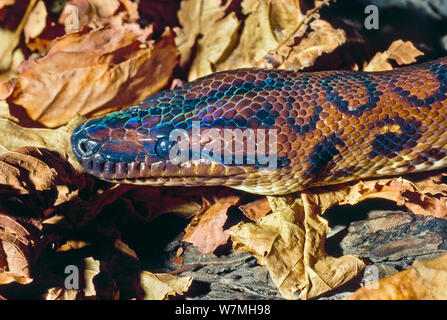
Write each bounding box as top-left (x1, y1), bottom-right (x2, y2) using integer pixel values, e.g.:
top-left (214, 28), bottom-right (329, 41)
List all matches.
top-left (71, 57), bottom-right (447, 195)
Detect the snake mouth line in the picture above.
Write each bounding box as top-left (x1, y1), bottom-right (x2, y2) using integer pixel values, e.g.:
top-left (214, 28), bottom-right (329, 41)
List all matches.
top-left (80, 154), bottom-right (255, 183)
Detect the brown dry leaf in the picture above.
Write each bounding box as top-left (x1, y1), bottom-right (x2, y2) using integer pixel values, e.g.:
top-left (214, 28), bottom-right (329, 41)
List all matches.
top-left (229, 171), bottom-right (447, 299)
top-left (139, 271), bottom-right (192, 300)
top-left (363, 39), bottom-right (424, 72)
top-left (216, 0), bottom-right (306, 72)
top-left (0, 145), bottom-right (87, 211)
top-left (278, 19), bottom-right (346, 70)
top-left (0, 109), bottom-right (89, 212)
top-left (0, 213), bottom-right (37, 282)
top-left (56, 240), bottom-right (91, 252)
top-left (177, 0), bottom-right (343, 80)
top-left (239, 198), bottom-right (272, 221)
top-left (0, 28), bottom-right (25, 82)
top-left (0, 0), bottom-right (15, 10)
top-left (45, 287), bottom-right (79, 300)
top-left (0, 115), bottom-right (85, 172)
top-left (0, 0), bottom-right (37, 81)
top-left (2, 25), bottom-right (178, 127)
top-left (334, 174), bottom-right (447, 219)
top-left (59, 0), bottom-right (137, 33)
top-left (184, 193), bottom-right (240, 254)
top-left (45, 257), bottom-right (101, 300)
top-left (349, 254), bottom-right (447, 299)
top-left (175, 0), bottom-right (234, 70)
top-left (176, 0), bottom-right (240, 80)
top-left (23, 0), bottom-right (47, 42)
top-left (173, 247), bottom-right (184, 267)
top-left (230, 194), bottom-right (364, 300)
top-left (0, 147), bottom-right (57, 195)
top-left (0, 272), bottom-right (32, 285)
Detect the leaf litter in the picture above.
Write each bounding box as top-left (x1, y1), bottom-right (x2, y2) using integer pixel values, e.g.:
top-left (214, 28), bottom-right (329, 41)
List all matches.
top-left (0, 0), bottom-right (444, 300)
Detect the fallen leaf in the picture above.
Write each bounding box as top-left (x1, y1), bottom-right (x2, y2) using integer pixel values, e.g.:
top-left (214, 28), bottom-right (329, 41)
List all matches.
top-left (0, 0), bottom-right (15, 10)
top-left (45, 257), bottom-right (101, 300)
top-left (230, 194), bottom-right (364, 300)
top-left (0, 213), bottom-right (39, 284)
top-left (0, 147), bottom-right (58, 196)
top-left (59, 0), bottom-right (125, 33)
top-left (3, 25), bottom-right (178, 127)
top-left (0, 272), bottom-right (32, 285)
top-left (23, 0), bottom-right (47, 42)
top-left (175, 0), bottom-right (232, 71)
top-left (239, 197), bottom-right (271, 221)
top-left (56, 240), bottom-right (91, 252)
top-left (363, 39), bottom-right (424, 71)
top-left (334, 174), bottom-right (447, 220)
top-left (278, 19), bottom-right (346, 71)
top-left (0, 0), bottom-right (36, 82)
top-left (183, 193), bottom-right (240, 254)
top-left (186, 11), bottom-right (240, 81)
top-left (0, 115), bottom-right (85, 172)
top-left (0, 28), bottom-right (25, 82)
top-left (223, 0), bottom-right (343, 72)
top-left (173, 247), bottom-right (184, 267)
top-left (139, 271), bottom-right (192, 300)
top-left (122, 186), bottom-right (212, 221)
top-left (348, 253), bottom-right (447, 299)
top-left (177, 0), bottom-right (343, 79)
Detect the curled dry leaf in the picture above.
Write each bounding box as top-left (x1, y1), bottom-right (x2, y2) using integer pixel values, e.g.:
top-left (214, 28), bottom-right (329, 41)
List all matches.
top-left (173, 247), bottom-right (184, 267)
top-left (176, 0), bottom-right (344, 80)
top-left (0, 0), bottom-right (15, 10)
top-left (0, 147), bottom-right (57, 196)
top-left (0, 213), bottom-right (40, 283)
top-left (363, 39), bottom-right (424, 72)
top-left (59, 0), bottom-right (138, 33)
top-left (183, 193), bottom-right (240, 254)
top-left (138, 0), bottom-right (180, 35)
top-left (229, 171), bottom-right (447, 299)
top-left (0, 115), bottom-right (84, 171)
top-left (239, 197), bottom-right (272, 221)
top-left (277, 19), bottom-right (346, 71)
top-left (349, 253), bottom-right (447, 300)
top-left (230, 194), bottom-right (364, 300)
top-left (333, 173), bottom-right (447, 220)
top-left (23, 0), bottom-right (47, 42)
top-left (139, 271), bottom-right (192, 300)
top-left (0, 272), bottom-right (32, 285)
top-left (45, 257), bottom-right (101, 300)
top-left (0, 146), bottom-right (88, 283)
top-left (0, 145), bottom-right (87, 211)
top-left (176, 0), bottom-right (239, 80)
top-left (175, 0), bottom-right (233, 69)
top-left (2, 25), bottom-right (178, 127)
top-left (0, 24), bottom-right (25, 82)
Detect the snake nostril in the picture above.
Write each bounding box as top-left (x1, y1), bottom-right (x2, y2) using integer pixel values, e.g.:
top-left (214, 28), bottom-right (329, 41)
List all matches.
top-left (73, 137), bottom-right (100, 157)
top-left (78, 139), bottom-right (88, 154)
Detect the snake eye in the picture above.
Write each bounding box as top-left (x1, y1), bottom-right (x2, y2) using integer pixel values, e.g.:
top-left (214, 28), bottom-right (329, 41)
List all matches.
top-left (154, 137), bottom-right (177, 160)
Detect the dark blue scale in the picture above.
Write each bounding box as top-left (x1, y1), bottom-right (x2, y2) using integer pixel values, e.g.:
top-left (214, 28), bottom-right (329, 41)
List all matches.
top-left (391, 64), bottom-right (447, 108)
top-left (368, 118), bottom-right (422, 159)
top-left (321, 72), bottom-right (382, 116)
top-left (306, 134), bottom-right (346, 176)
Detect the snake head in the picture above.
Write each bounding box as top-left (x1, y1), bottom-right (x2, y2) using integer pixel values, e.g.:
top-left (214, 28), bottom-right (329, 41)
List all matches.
top-left (71, 108), bottom-right (159, 180)
top-left (71, 70), bottom-right (294, 191)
